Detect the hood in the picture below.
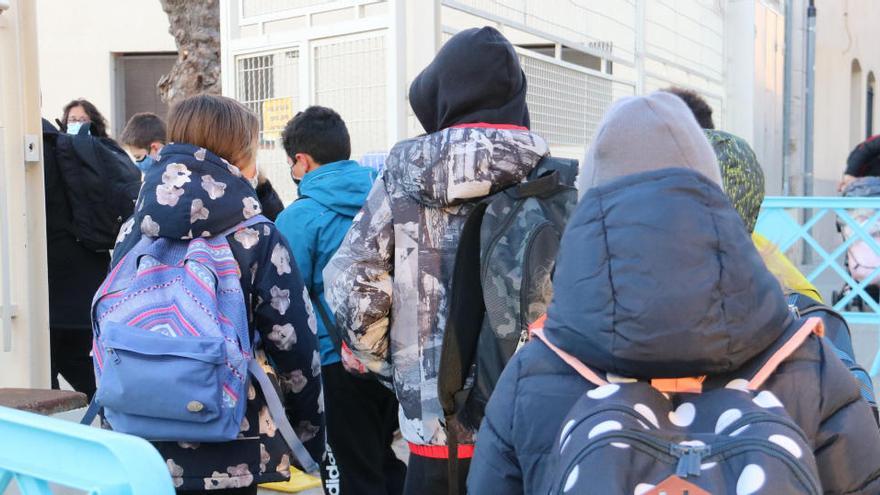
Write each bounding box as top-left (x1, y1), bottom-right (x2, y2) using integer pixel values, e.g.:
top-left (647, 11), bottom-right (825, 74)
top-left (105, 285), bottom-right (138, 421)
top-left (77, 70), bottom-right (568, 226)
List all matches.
top-left (298, 160), bottom-right (375, 217)
top-left (578, 91), bottom-right (721, 194)
top-left (409, 27), bottom-right (530, 134)
top-left (544, 168), bottom-right (791, 378)
top-left (385, 126), bottom-right (548, 208)
top-left (707, 130), bottom-right (765, 233)
top-left (133, 142), bottom-right (262, 240)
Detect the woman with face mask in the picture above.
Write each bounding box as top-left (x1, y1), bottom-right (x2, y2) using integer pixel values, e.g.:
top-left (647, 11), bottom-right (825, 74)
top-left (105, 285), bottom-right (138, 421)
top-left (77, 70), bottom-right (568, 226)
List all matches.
top-left (59, 99), bottom-right (111, 138)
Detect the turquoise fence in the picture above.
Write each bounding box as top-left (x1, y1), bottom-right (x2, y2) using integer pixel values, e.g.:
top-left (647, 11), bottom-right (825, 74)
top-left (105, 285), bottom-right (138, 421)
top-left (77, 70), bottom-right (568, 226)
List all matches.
top-left (756, 196), bottom-right (880, 374)
top-left (0, 406), bottom-right (174, 494)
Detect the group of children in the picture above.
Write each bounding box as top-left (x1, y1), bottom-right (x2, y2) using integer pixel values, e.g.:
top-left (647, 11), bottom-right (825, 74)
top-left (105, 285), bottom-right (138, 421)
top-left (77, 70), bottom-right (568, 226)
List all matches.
top-left (66, 25), bottom-right (880, 495)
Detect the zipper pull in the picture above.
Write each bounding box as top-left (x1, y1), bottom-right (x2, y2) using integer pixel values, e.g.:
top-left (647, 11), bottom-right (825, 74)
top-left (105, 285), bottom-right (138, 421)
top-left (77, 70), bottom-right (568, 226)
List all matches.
top-left (672, 444), bottom-right (710, 478)
top-left (107, 347), bottom-right (121, 364)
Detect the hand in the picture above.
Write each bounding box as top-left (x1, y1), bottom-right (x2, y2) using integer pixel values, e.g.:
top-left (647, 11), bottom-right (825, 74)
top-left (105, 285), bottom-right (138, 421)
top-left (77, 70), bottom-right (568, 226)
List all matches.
top-left (340, 342), bottom-right (368, 375)
top-left (839, 174), bottom-right (858, 192)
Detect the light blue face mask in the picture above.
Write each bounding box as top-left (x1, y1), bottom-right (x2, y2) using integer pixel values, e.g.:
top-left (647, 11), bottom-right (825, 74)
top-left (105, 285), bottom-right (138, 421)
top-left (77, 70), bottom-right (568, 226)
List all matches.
top-left (136, 155), bottom-right (156, 173)
top-left (66, 122), bottom-right (88, 136)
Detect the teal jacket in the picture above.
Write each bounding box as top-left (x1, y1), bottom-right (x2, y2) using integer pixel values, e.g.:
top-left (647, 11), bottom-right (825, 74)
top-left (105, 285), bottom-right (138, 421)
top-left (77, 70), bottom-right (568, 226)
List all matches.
top-left (275, 160), bottom-right (376, 365)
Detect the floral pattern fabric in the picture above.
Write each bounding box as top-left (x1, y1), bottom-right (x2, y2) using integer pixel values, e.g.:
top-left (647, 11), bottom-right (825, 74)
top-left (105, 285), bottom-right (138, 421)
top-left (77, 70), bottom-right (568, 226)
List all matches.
top-left (112, 143), bottom-right (324, 490)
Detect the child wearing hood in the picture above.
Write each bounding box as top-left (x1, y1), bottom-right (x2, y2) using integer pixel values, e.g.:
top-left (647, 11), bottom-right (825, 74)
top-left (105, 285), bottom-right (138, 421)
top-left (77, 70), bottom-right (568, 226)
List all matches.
top-left (468, 92), bottom-right (880, 494)
top-left (112, 95), bottom-right (324, 494)
top-left (323, 26), bottom-right (548, 494)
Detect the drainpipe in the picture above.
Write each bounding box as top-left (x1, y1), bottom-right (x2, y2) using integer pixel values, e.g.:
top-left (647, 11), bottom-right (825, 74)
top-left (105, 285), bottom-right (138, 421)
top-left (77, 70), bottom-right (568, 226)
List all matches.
top-left (782, 0), bottom-right (793, 195)
top-left (804, 0), bottom-right (817, 198)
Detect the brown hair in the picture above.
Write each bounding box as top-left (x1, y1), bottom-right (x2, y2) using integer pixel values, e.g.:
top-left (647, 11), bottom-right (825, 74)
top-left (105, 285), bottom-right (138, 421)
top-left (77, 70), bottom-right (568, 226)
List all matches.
top-left (120, 112), bottom-right (167, 148)
top-left (167, 94), bottom-right (259, 167)
top-left (663, 87), bottom-right (715, 130)
top-left (62, 98), bottom-right (110, 138)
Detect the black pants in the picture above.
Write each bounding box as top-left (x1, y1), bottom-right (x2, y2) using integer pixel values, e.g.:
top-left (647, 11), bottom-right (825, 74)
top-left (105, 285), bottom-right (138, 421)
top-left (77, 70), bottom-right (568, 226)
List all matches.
top-left (403, 454), bottom-right (471, 495)
top-left (50, 328), bottom-right (96, 400)
top-left (322, 362), bottom-right (406, 495)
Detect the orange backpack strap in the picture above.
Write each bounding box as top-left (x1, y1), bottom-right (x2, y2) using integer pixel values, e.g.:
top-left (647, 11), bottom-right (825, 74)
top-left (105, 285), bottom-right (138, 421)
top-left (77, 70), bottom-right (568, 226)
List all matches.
top-left (530, 324), bottom-right (608, 387)
top-left (748, 317), bottom-right (825, 390)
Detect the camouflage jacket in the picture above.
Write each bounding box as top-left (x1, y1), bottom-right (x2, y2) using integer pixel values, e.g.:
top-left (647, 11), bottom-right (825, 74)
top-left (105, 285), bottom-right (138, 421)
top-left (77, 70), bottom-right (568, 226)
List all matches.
top-left (324, 126), bottom-right (549, 447)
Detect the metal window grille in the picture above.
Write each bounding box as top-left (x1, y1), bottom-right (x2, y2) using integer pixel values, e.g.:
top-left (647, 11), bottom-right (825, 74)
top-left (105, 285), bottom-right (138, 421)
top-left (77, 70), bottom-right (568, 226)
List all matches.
top-left (519, 52), bottom-right (615, 148)
top-left (444, 0), bottom-right (637, 62)
top-left (314, 35), bottom-right (387, 158)
top-left (235, 50), bottom-right (301, 203)
top-left (241, 0), bottom-right (338, 18)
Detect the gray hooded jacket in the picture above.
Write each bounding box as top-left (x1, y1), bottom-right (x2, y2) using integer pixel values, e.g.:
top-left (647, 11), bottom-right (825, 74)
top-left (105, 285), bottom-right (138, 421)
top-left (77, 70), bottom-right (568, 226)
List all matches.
top-left (324, 126), bottom-right (548, 447)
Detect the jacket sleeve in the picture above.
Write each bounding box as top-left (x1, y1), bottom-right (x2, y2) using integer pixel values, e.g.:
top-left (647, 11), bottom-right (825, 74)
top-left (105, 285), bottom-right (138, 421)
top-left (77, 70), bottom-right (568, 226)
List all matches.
top-left (322, 176), bottom-right (394, 380)
top-left (277, 208), bottom-right (317, 294)
top-left (251, 226), bottom-right (325, 466)
top-left (468, 354), bottom-right (524, 495)
top-left (811, 338), bottom-right (880, 494)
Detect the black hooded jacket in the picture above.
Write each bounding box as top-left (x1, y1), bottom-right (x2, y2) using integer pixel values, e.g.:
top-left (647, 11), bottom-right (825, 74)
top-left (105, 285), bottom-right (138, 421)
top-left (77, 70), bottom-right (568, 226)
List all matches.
top-left (468, 169), bottom-right (880, 494)
top-left (409, 26), bottom-right (530, 133)
top-left (42, 119), bottom-right (112, 329)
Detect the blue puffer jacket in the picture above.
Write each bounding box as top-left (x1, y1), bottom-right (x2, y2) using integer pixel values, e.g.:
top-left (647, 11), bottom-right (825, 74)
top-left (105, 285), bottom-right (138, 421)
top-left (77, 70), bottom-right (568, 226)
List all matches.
top-left (275, 160), bottom-right (375, 366)
top-left (468, 168), bottom-right (880, 495)
top-left (112, 143), bottom-right (325, 490)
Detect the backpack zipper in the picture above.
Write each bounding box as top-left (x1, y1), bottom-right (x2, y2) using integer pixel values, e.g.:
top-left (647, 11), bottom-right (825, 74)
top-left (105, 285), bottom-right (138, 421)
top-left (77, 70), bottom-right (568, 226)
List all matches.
top-left (479, 198), bottom-right (528, 285)
top-left (556, 430), bottom-right (821, 495)
top-left (718, 410), bottom-right (810, 444)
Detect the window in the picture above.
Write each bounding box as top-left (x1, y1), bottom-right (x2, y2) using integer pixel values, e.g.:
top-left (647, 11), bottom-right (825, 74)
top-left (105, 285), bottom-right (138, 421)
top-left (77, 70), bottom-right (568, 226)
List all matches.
top-left (851, 59), bottom-right (863, 147)
top-left (313, 34), bottom-right (387, 157)
top-left (235, 50), bottom-right (301, 202)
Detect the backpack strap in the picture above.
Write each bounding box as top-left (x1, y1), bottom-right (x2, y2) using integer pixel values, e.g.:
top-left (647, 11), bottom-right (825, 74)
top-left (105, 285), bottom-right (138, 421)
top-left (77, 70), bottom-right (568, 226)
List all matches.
top-left (217, 214), bottom-right (270, 238)
top-left (529, 323), bottom-right (608, 387)
top-left (530, 316), bottom-right (825, 393)
top-left (248, 360), bottom-right (320, 475)
top-left (747, 317), bottom-right (824, 390)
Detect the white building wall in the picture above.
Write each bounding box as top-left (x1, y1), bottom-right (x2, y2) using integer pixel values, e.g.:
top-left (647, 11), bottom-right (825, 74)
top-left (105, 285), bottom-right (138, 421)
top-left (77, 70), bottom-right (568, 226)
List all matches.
top-left (36, 0), bottom-right (175, 135)
top-left (809, 0), bottom-right (880, 196)
top-left (0, 0), bottom-right (51, 388)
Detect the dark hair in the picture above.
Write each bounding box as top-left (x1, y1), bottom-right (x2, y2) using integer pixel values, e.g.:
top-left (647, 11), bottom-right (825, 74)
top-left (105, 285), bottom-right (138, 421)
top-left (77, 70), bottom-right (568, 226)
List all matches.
top-left (62, 99), bottom-right (111, 138)
top-left (120, 112), bottom-right (167, 148)
top-left (664, 87), bottom-right (715, 130)
top-left (281, 106), bottom-right (351, 165)
top-left (168, 94), bottom-right (259, 167)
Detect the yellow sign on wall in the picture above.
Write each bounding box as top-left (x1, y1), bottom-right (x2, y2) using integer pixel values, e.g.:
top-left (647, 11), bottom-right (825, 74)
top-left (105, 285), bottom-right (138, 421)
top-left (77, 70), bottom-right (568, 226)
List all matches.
top-left (262, 97), bottom-right (294, 140)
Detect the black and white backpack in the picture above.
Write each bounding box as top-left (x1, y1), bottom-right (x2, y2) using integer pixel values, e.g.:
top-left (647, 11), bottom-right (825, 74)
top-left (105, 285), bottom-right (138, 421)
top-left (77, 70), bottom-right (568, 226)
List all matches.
top-left (531, 318), bottom-right (825, 495)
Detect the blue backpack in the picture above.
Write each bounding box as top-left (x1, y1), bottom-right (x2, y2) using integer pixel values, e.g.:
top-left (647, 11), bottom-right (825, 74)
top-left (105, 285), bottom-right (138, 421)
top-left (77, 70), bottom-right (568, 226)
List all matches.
top-left (82, 215), bottom-right (318, 474)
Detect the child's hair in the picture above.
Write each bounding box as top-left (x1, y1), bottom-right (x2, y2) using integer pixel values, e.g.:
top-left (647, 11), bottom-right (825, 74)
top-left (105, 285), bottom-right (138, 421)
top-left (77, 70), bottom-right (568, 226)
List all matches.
top-left (167, 94), bottom-right (259, 167)
top-left (281, 106), bottom-right (351, 165)
top-left (61, 98), bottom-right (110, 138)
top-left (120, 112), bottom-right (167, 149)
top-left (663, 87), bottom-right (715, 130)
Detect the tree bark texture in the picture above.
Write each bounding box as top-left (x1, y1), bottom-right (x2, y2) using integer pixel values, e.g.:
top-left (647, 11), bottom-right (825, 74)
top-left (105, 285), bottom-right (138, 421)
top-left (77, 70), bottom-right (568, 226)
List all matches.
top-left (158, 0), bottom-right (222, 105)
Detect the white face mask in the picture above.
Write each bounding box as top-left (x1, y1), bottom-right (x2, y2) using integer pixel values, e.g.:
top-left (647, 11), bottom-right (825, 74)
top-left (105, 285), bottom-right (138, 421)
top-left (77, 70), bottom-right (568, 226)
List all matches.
top-left (66, 122), bottom-right (87, 135)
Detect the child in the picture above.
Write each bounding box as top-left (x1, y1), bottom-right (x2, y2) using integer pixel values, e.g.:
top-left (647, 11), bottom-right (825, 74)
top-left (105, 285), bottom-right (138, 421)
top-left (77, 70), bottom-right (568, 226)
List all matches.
top-left (323, 27), bottom-right (547, 495)
top-left (111, 95), bottom-right (325, 494)
top-left (275, 105), bottom-right (405, 495)
top-left (467, 92), bottom-right (880, 494)
top-left (120, 112), bottom-right (167, 173)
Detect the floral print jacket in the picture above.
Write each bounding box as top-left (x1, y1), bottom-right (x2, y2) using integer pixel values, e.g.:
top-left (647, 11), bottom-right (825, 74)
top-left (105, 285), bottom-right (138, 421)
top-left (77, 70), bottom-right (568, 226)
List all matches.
top-left (112, 143), bottom-right (325, 491)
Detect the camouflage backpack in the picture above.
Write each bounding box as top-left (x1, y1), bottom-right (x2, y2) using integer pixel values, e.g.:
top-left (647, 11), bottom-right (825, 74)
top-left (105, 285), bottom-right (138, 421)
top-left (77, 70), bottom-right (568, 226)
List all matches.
top-left (438, 156), bottom-right (578, 463)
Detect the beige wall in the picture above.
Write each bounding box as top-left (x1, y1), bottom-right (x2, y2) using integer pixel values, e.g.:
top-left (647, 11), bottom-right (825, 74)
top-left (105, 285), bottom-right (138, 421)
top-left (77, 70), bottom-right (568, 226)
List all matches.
top-left (0, 0), bottom-right (51, 388)
top-left (811, 0), bottom-right (880, 196)
top-left (37, 0), bottom-right (176, 135)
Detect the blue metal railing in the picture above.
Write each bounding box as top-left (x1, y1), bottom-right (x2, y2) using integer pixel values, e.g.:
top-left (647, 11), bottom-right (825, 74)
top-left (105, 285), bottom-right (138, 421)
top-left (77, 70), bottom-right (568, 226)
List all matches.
top-left (0, 406), bottom-right (174, 494)
top-left (756, 196), bottom-right (880, 373)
